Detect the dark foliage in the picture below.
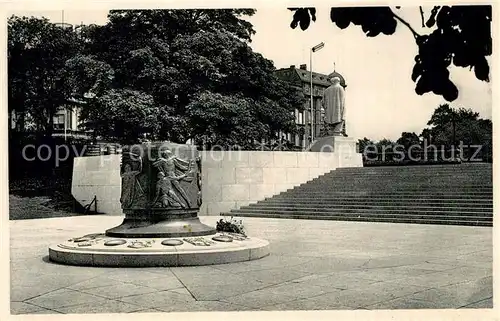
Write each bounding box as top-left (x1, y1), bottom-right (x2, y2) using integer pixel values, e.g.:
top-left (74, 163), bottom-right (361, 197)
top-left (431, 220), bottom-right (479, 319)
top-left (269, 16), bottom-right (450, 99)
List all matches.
top-left (288, 6), bottom-right (492, 102)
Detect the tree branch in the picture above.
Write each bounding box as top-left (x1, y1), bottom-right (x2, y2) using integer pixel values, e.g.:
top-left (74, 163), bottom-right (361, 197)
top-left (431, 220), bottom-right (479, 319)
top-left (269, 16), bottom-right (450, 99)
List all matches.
top-left (391, 11), bottom-right (420, 39)
top-left (419, 6), bottom-right (425, 28)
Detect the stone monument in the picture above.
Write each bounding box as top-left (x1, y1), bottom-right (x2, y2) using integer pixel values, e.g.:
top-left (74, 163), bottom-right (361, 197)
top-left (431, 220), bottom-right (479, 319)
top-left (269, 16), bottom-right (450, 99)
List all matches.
top-left (48, 142), bottom-right (269, 267)
top-left (308, 72), bottom-right (357, 155)
top-left (105, 143), bottom-right (215, 238)
top-left (321, 76), bottom-right (346, 137)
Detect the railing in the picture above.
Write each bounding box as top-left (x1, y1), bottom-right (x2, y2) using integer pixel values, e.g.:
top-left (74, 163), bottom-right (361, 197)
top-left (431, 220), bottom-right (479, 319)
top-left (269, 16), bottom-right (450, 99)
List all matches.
top-left (84, 195), bottom-right (98, 214)
top-left (84, 143), bottom-right (121, 156)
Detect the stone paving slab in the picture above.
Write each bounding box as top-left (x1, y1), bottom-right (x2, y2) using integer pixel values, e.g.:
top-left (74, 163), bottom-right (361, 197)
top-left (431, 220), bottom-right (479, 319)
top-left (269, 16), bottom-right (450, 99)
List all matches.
top-left (9, 215), bottom-right (493, 314)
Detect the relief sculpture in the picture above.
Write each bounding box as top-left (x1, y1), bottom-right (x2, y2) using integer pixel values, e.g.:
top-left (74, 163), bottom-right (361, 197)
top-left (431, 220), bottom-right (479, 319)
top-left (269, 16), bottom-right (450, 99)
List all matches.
top-left (120, 152), bottom-right (146, 209)
top-left (152, 149), bottom-right (196, 209)
top-left (106, 143), bottom-right (216, 238)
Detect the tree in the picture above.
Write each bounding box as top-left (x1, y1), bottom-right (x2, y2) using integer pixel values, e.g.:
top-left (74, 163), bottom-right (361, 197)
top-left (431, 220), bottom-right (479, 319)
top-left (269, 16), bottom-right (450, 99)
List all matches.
top-left (375, 138), bottom-right (396, 151)
top-left (423, 104), bottom-right (491, 156)
top-left (62, 54), bottom-right (115, 99)
top-left (8, 16), bottom-right (81, 135)
top-left (80, 89), bottom-right (159, 144)
top-left (288, 6), bottom-right (492, 102)
top-left (186, 92), bottom-right (265, 149)
top-left (357, 137), bottom-right (374, 153)
top-left (396, 132), bottom-right (420, 151)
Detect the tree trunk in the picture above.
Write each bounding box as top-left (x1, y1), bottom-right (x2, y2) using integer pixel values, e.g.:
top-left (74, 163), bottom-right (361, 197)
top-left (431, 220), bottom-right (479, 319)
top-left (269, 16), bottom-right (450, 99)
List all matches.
top-left (45, 106), bottom-right (55, 137)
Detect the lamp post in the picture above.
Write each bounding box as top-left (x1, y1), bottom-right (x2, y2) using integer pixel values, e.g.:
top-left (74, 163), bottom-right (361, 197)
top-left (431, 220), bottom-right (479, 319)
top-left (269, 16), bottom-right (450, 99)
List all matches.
top-left (64, 108), bottom-right (67, 141)
top-left (310, 42), bottom-right (324, 143)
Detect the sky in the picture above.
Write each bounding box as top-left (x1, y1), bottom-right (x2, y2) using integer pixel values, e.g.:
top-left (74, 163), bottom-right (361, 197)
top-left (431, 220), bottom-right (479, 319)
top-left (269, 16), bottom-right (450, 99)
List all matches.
top-left (8, 6), bottom-right (493, 141)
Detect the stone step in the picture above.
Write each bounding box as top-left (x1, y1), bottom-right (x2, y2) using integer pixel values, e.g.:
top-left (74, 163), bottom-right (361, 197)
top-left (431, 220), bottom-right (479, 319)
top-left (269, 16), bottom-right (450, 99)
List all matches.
top-left (243, 204), bottom-right (492, 213)
top-left (335, 168), bottom-right (492, 173)
top-left (230, 163), bottom-right (494, 227)
top-left (254, 199), bottom-right (493, 207)
top-left (224, 212), bottom-right (492, 227)
top-left (328, 173), bottom-right (492, 179)
top-left (329, 169), bottom-right (492, 174)
top-left (311, 181), bottom-right (492, 186)
top-left (231, 207), bottom-right (493, 216)
top-left (299, 181), bottom-right (492, 186)
top-left (228, 210), bottom-right (492, 221)
top-left (311, 183), bottom-right (493, 188)
top-left (337, 164), bottom-right (491, 170)
top-left (273, 190), bottom-right (493, 200)
top-left (312, 176), bottom-right (492, 181)
top-left (298, 185), bottom-right (493, 190)
top-left (333, 168), bottom-right (491, 172)
top-left (330, 172), bottom-right (492, 177)
top-left (260, 199), bottom-right (493, 206)
top-left (274, 190), bottom-right (492, 195)
top-left (293, 188), bottom-right (493, 194)
top-left (314, 175), bottom-right (493, 181)
top-left (307, 174), bottom-right (491, 180)
top-left (276, 189), bottom-right (492, 193)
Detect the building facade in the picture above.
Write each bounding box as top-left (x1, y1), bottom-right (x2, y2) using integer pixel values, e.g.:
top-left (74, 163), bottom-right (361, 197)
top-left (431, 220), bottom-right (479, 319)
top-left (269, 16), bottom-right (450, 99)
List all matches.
top-left (275, 64), bottom-right (347, 149)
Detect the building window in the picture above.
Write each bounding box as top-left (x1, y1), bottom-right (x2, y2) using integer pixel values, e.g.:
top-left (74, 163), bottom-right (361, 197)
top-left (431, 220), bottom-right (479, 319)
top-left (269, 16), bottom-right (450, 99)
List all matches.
top-left (53, 114), bottom-right (65, 130)
top-left (10, 110), bottom-right (16, 129)
top-left (298, 111), bottom-right (304, 125)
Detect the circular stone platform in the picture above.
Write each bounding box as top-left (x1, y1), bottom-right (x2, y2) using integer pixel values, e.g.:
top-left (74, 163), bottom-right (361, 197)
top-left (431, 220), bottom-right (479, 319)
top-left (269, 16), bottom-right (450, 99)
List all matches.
top-left (49, 233), bottom-right (270, 267)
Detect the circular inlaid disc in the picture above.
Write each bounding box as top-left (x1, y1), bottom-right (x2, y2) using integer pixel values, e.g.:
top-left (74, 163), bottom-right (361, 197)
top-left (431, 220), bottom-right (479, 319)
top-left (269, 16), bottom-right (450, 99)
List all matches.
top-left (161, 239), bottom-right (184, 246)
top-left (212, 235), bottom-right (233, 242)
top-left (82, 233), bottom-right (105, 238)
top-left (72, 237), bottom-right (92, 243)
top-left (104, 239), bottom-right (127, 246)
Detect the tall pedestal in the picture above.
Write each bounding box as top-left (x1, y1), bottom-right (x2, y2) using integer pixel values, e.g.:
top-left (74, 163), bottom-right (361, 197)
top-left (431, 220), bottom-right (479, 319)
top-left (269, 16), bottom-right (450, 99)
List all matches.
top-left (308, 136), bottom-right (358, 154)
top-left (308, 136), bottom-right (363, 168)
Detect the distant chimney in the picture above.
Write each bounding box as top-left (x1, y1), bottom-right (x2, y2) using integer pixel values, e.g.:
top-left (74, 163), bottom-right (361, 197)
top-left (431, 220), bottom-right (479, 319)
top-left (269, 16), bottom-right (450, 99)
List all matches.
top-left (290, 65), bottom-right (296, 69)
top-left (299, 64), bottom-right (307, 70)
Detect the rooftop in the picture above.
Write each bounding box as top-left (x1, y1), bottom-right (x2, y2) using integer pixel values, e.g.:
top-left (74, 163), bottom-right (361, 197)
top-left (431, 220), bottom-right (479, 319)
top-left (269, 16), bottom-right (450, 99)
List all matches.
top-left (276, 65), bottom-right (347, 88)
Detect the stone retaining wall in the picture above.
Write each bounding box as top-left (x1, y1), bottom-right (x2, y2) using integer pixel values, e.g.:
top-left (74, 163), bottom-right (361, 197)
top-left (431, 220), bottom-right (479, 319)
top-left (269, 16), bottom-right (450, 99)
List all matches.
top-left (72, 149), bottom-right (362, 215)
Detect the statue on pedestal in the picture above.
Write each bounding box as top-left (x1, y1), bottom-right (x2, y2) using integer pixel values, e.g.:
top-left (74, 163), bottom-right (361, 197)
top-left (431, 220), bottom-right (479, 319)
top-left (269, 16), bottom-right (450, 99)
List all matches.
top-left (320, 76), bottom-right (346, 137)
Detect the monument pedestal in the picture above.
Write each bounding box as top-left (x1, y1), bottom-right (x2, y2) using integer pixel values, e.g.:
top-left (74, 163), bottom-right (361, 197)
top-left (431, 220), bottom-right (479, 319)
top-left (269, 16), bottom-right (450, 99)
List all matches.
top-left (308, 136), bottom-right (363, 168)
top-left (308, 136), bottom-right (358, 153)
top-left (105, 216), bottom-right (216, 238)
top-left (48, 233), bottom-right (269, 267)
top-left (48, 142), bottom-right (269, 267)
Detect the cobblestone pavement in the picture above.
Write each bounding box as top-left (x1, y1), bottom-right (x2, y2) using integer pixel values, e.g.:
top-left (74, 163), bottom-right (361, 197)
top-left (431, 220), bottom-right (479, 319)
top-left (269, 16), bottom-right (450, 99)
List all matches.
top-left (9, 215), bottom-right (493, 314)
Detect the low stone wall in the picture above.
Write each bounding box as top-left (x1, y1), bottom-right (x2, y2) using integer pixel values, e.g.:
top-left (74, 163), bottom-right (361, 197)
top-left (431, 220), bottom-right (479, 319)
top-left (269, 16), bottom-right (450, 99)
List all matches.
top-left (72, 156), bottom-right (122, 215)
top-left (72, 150), bottom-right (362, 216)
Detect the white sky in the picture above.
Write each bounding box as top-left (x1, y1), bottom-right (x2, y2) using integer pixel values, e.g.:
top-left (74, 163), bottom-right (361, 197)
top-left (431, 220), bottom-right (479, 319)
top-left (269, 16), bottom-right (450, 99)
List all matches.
top-left (8, 7), bottom-right (493, 141)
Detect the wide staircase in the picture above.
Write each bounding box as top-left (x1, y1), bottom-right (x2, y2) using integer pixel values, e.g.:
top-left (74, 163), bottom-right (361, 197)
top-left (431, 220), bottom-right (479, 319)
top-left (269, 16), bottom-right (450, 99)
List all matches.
top-left (224, 163), bottom-right (493, 226)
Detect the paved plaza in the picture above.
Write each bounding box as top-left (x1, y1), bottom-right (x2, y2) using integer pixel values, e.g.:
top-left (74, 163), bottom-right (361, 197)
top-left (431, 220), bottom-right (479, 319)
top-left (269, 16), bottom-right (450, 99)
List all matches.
top-left (10, 215), bottom-right (493, 314)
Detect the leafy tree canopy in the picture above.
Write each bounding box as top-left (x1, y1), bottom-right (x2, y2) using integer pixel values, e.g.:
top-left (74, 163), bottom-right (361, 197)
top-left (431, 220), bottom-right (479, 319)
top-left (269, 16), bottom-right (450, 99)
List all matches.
top-left (66, 9), bottom-right (304, 146)
top-left (9, 9), bottom-right (304, 147)
top-left (288, 6), bottom-right (491, 102)
top-left (8, 15), bottom-right (80, 135)
top-left (396, 132), bottom-right (420, 150)
top-left (423, 103), bottom-right (491, 147)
